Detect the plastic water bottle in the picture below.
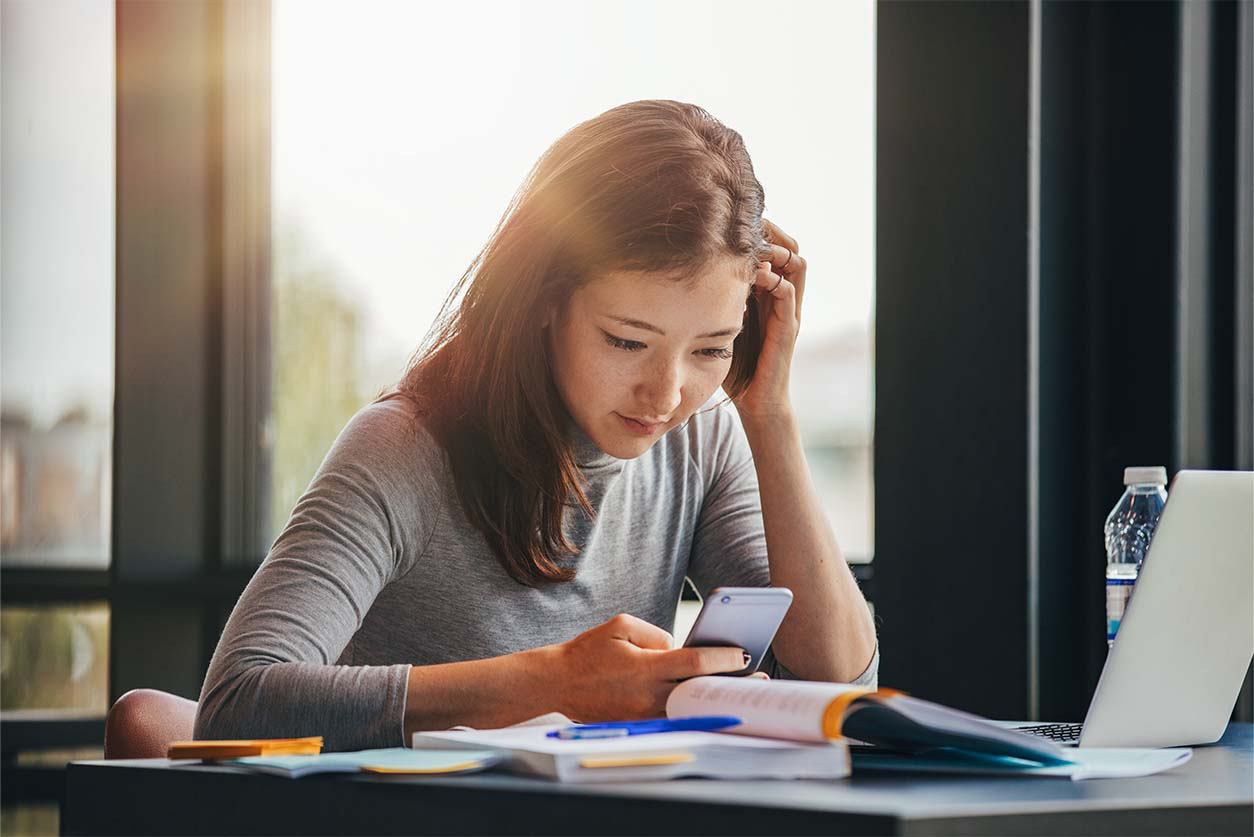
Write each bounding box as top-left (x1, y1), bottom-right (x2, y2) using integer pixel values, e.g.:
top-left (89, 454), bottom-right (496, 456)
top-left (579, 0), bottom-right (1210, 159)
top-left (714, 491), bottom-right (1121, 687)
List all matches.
top-left (1104, 466), bottom-right (1168, 648)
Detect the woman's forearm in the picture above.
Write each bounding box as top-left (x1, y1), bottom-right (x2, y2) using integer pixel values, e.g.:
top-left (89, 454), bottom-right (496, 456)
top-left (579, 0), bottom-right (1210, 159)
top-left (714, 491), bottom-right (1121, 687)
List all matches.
top-left (403, 615), bottom-right (754, 740)
top-left (741, 411), bottom-right (877, 682)
top-left (403, 646), bottom-right (562, 741)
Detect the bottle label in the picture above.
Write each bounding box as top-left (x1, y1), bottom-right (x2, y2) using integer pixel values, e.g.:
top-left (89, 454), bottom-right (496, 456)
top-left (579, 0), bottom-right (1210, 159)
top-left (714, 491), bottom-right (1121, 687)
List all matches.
top-left (1106, 577), bottom-right (1135, 642)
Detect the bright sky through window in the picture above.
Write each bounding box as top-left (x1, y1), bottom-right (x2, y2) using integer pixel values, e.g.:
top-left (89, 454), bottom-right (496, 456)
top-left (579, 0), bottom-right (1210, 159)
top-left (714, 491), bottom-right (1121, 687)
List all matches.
top-left (273, 0), bottom-right (874, 367)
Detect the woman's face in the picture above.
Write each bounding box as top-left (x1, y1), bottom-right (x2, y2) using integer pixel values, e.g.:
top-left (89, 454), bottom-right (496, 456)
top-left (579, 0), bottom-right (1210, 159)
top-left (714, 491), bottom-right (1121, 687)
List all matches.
top-left (547, 255), bottom-right (751, 459)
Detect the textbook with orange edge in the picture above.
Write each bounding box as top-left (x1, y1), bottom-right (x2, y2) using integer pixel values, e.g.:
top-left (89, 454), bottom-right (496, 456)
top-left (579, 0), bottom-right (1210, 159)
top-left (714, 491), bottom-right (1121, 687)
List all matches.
top-left (167, 736), bottom-right (323, 759)
top-left (667, 677), bottom-right (1193, 779)
top-left (666, 677), bottom-right (1071, 764)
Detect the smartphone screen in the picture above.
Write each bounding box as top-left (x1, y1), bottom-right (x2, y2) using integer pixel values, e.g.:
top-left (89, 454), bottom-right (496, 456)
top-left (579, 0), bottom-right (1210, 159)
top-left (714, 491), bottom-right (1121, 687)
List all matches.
top-left (682, 587), bottom-right (793, 676)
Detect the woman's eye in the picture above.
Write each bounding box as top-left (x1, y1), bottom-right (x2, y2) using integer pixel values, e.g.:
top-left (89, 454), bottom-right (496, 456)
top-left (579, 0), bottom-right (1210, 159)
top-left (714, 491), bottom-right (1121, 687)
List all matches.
top-left (697, 347), bottom-right (734, 360)
top-left (602, 332), bottom-right (646, 352)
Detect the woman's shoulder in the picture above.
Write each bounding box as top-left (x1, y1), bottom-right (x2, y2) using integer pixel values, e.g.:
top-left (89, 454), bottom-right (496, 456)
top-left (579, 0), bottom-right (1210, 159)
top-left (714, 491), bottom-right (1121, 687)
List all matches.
top-left (671, 393), bottom-right (753, 477)
top-left (345, 392), bottom-right (430, 433)
top-left (323, 393), bottom-right (449, 488)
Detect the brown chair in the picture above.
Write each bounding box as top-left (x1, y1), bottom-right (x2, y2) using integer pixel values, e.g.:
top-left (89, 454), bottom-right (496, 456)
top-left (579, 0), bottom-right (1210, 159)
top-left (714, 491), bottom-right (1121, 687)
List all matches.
top-left (104, 688), bottom-right (198, 759)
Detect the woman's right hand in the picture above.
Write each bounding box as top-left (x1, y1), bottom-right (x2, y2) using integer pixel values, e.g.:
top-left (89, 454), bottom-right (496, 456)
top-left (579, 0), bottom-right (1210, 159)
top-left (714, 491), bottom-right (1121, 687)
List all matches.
top-left (546, 613), bottom-right (752, 722)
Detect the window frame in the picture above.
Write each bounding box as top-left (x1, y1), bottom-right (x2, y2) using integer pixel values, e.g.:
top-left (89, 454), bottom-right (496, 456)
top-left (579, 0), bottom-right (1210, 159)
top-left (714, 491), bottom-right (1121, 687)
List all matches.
top-left (1, 0), bottom-right (271, 808)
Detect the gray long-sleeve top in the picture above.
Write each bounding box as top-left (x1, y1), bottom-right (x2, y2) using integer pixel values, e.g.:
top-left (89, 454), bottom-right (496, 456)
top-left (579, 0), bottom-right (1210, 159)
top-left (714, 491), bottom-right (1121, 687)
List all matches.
top-left (195, 396), bottom-right (879, 751)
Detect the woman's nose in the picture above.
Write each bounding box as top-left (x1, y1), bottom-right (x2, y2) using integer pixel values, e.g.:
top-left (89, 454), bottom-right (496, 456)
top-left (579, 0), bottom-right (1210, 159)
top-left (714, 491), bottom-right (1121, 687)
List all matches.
top-left (636, 359), bottom-right (683, 418)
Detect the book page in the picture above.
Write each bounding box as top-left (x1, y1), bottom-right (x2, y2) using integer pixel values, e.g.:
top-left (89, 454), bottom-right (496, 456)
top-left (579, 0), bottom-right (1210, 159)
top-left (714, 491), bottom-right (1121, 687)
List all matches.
top-left (413, 725), bottom-right (821, 756)
top-left (666, 677), bottom-right (871, 743)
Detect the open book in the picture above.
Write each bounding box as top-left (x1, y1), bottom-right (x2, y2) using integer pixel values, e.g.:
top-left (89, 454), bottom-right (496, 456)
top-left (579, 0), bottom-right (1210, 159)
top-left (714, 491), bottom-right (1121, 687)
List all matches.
top-left (667, 677), bottom-right (1069, 762)
top-left (667, 678), bottom-right (1192, 779)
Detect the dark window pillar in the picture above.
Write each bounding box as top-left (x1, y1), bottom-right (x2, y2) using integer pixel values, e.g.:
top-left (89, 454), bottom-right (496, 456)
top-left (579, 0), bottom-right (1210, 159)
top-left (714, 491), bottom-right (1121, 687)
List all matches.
top-left (875, 0), bottom-right (1032, 720)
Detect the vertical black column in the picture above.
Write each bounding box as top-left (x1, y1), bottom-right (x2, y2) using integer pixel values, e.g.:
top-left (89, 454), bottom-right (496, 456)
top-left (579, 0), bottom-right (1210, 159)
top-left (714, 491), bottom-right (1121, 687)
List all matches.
top-left (221, 0), bottom-right (272, 567)
top-left (875, 0), bottom-right (1032, 719)
top-left (879, 0), bottom-right (1244, 724)
top-left (113, 0), bottom-right (223, 700)
top-left (1036, 1), bottom-right (1182, 722)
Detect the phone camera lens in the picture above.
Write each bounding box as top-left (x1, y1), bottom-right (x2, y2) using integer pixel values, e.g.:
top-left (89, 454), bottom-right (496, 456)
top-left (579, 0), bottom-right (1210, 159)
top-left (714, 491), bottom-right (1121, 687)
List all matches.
top-left (720, 596), bottom-right (731, 604)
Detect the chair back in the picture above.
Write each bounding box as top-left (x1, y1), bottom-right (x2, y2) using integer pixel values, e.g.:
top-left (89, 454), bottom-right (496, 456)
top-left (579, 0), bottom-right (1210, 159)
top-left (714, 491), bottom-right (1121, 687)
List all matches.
top-left (104, 688), bottom-right (198, 759)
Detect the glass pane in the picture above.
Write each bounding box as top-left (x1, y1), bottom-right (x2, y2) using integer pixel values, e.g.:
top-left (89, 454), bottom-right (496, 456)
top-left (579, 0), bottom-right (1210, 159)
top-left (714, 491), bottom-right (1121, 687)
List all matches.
top-left (271, 0), bottom-right (874, 558)
top-left (0, 0), bottom-right (115, 568)
top-left (0, 803), bottom-right (59, 837)
top-left (0, 604), bottom-right (110, 713)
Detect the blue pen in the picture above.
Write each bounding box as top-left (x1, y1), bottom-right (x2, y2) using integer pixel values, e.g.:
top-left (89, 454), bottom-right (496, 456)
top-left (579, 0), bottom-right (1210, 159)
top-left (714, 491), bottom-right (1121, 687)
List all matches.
top-left (546, 716), bottom-right (742, 740)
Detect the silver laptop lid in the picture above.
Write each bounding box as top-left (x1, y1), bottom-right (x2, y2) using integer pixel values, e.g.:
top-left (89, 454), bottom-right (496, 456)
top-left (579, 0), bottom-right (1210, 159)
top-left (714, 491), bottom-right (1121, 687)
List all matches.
top-left (1080, 470), bottom-right (1254, 748)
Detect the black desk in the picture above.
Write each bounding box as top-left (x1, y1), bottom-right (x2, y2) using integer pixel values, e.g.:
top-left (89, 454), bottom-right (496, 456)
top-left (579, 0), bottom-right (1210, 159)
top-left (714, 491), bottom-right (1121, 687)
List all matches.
top-left (64, 724), bottom-right (1253, 836)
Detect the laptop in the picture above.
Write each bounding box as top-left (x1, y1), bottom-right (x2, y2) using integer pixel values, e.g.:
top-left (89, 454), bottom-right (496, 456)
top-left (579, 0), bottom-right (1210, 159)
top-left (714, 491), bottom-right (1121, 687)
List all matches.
top-left (1002, 470), bottom-right (1254, 748)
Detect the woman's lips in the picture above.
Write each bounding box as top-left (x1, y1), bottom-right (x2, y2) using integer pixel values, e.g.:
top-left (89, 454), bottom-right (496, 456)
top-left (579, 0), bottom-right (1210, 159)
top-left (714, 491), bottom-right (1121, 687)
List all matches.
top-left (615, 412), bottom-right (662, 436)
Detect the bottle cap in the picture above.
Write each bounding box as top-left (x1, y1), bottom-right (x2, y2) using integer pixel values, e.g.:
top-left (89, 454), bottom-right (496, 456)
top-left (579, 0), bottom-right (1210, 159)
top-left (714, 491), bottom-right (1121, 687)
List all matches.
top-left (1123, 466), bottom-right (1168, 486)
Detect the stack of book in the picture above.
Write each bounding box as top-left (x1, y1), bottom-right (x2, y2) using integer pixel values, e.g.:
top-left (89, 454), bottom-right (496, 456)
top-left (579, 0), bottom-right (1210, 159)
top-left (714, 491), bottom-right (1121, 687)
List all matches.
top-left (167, 737), bottom-right (324, 759)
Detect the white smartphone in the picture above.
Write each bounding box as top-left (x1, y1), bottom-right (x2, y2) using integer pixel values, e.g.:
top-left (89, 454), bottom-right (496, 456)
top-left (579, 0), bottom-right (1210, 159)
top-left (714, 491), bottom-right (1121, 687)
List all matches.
top-left (681, 587), bottom-right (793, 676)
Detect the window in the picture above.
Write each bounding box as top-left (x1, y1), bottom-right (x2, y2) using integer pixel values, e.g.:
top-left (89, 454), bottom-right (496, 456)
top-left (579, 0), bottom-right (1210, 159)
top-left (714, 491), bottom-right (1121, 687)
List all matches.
top-left (0, 605), bottom-right (109, 713)
top-left (1, 0), bottom-right (115, 572)
top-left (0, 0), bottom-right (114, 715)
top-left (269, 0), bottom-right (875, 560)
top-left (1, 2), bottom-right (114, 831)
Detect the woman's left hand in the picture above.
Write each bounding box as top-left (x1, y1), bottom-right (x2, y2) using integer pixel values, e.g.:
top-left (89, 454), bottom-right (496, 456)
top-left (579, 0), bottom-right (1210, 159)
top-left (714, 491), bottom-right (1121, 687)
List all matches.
top-left (732, 218), bottom-right (805, 425)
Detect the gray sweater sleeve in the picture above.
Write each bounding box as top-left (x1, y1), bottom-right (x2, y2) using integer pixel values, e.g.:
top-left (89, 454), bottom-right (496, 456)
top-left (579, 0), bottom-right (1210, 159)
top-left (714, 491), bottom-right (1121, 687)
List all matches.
top-left (685, 405), bottom-right (879, 688)
top-left (194, 400), bottom-right (435, 751)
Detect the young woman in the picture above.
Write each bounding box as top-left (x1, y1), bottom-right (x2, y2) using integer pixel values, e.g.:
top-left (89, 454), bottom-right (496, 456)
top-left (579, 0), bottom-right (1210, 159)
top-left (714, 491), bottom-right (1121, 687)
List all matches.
top-left (195, 100), bottom-right (878, 751)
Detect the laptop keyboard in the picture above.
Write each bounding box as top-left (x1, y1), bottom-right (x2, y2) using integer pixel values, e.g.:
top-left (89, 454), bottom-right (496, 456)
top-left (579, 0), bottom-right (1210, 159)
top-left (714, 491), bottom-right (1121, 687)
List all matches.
top-left (1015, 723), bottom-right (1083, 743)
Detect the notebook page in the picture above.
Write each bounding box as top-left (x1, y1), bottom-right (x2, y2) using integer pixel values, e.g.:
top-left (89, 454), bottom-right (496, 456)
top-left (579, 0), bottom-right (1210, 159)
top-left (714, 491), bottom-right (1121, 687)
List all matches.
top-left (667, 677), bottom-right (870, 743)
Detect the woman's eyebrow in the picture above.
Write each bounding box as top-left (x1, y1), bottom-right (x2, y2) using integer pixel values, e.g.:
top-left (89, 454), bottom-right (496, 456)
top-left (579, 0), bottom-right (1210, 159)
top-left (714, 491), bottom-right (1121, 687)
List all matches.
top-left (605, 315), bottom-right (742, 339)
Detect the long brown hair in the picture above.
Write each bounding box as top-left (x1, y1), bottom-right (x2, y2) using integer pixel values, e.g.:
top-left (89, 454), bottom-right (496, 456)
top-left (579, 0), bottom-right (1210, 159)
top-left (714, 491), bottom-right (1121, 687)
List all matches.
top-left (383, 99), bottom-right (770, 586)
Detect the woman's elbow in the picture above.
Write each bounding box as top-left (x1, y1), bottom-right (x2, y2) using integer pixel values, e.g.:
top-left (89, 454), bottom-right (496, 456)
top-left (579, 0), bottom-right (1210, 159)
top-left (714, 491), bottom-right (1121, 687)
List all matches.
top-left (192, 665), bottom-right (259, 740)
